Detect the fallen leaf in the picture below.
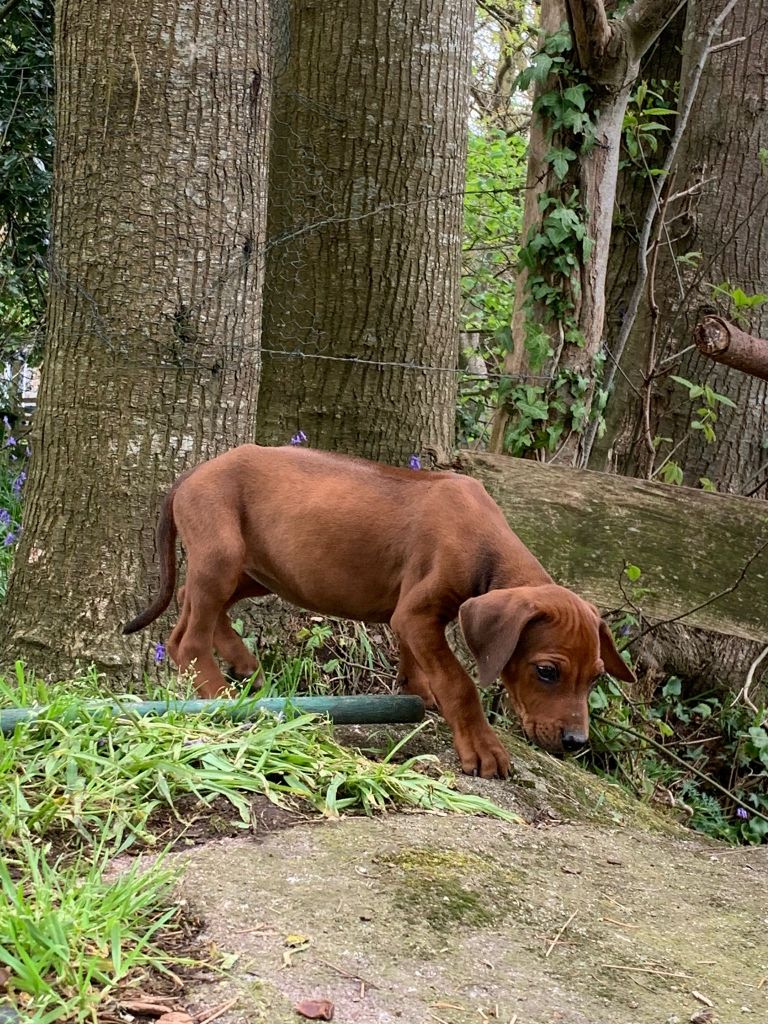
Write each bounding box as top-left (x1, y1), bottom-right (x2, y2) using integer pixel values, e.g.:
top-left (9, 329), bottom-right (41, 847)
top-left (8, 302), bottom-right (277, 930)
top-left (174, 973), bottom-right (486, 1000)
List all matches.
top-left (285, 933), bottom-right (311, 947)
top-left (295, 998), bottom-right (334, 1021)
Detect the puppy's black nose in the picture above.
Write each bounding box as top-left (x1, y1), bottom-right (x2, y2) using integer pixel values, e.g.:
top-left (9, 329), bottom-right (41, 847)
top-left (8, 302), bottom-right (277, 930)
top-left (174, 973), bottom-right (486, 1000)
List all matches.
top-left (562, 730), bottom-right (588, 753)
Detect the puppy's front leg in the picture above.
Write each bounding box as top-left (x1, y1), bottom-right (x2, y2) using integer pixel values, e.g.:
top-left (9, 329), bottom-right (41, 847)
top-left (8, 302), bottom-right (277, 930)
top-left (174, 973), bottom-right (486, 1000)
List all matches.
top-left (391, 603), bottom-right (510, 778)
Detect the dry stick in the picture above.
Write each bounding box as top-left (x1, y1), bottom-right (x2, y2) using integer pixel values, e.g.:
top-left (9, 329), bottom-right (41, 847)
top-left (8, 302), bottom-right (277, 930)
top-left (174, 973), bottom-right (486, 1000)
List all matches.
top-left (544, 910), bottom-right (578, 958)
top-left (581, 0), bottom-right (742, 466)
top-left (603, 964), bottom-right (692, 979)
top-left (731, 645), bottom-right (768, 716)
top-left (592, 715), bottom-right (768, 826)
top-left (641, 181), bottom-right (671, 474)
top-left (195, 997), bottom-right (240, 1024)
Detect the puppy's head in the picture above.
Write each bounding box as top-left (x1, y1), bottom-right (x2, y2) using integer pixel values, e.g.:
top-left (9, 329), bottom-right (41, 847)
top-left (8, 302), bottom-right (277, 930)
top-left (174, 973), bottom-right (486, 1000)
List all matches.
top-left (459, 584), bottom-right (634, 754)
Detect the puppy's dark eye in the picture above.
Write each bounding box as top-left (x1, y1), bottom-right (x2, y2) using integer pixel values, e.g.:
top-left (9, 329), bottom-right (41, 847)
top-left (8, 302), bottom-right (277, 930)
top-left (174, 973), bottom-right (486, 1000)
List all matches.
top-left (536, 664), bottom-right (559, 683)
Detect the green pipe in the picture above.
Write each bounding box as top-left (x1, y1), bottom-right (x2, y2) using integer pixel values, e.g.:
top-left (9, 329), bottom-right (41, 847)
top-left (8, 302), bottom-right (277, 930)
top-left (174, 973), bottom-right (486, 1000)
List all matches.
top-left (0, 694), bottom-right (425, 736)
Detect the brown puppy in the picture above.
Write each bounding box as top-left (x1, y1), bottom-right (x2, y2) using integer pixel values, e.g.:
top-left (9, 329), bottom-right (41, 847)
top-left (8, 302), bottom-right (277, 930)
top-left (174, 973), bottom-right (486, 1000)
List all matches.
top-left (124, 445), bottom-right (634, 777)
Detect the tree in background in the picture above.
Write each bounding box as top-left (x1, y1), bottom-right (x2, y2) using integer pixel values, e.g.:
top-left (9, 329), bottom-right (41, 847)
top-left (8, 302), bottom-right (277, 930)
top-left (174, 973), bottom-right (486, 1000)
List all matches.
top-left (590, 0), bottom-right (768, 497)
top-left (488, 0), bottom-right (693, 462)
top-left (256, 0), bottom-right (474, 465)
top-left (0, 0), bottom-right (271, 679)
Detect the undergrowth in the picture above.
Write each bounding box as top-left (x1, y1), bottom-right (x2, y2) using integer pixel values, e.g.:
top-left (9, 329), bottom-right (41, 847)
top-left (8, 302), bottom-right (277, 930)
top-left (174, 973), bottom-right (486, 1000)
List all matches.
top-left (585, 672), bottom-right (768, 845)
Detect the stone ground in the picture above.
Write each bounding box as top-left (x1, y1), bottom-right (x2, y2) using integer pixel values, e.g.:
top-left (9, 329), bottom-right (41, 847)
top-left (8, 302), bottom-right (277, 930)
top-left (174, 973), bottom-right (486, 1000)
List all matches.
top-left (166, 726), bottom-right (767, 1024)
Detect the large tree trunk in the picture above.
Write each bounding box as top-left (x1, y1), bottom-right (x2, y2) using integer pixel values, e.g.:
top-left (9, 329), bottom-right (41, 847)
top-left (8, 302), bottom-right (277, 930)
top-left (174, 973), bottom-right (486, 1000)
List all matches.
top-left (0, 0), bottom-right (270, 680)
top-left (593, 0), bottom-right (768, 496)
top-left (255, 0), bottom-right (473, 466)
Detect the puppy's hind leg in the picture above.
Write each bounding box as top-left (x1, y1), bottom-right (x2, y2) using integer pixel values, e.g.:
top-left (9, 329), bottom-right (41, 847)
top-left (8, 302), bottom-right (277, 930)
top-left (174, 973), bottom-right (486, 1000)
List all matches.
top-left (176, 550), bottom-right (245, 699)
top-left (213, 576), bottom-right (272, 684)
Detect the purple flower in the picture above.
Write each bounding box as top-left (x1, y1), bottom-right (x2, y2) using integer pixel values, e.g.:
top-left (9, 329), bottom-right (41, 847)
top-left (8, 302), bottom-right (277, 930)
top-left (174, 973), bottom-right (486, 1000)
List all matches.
top-left (153, 642), bottom-right (166, 664)
top-left (1, 416), bottom-right (10, 431)
top-left (0, 509), bottom-right (10, 525)
top-left (4, 532), bottom-right (16, 546)
top-left (4, 436), bottom-right (16, 448)
top-left (12, 471), bottom-right (26, 495)
top-left (737, 807), bottom-right (749, 820)
top-left (619, 624), bottom-right (632, 637)
top-left (408, 454), bottom-right (421, 470)
top-left (290, 430), bottom-right (308, 446)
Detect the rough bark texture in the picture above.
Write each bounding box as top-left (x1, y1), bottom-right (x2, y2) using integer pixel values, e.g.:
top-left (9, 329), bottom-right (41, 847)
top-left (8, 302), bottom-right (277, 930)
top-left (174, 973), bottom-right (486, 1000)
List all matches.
top-left (594, 1), bottom-right (768, 495)
top-left (256, 0), bottom-right (473, 465)
top-left (0, 0), bottom-right (270, 680)
top-left (457, 451), bottom-right (768, 693)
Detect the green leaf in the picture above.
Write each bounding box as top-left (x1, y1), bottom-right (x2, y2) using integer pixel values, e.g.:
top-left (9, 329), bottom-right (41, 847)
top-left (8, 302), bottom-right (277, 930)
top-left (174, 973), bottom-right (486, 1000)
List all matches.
top-left (625, 564), bottom-right (642, 583)
top-left (563, 84), bottom-right (588, 111)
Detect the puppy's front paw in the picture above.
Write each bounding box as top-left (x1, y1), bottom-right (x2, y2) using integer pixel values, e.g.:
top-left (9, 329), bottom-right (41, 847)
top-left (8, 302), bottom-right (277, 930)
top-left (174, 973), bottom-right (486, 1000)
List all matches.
top-left (454, 726), bottom-right (510, 779)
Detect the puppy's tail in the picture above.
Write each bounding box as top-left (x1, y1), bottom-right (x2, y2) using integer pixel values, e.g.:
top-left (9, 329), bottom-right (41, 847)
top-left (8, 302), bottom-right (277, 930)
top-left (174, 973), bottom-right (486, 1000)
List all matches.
top-left (122, 475), bottom-right (185, 635)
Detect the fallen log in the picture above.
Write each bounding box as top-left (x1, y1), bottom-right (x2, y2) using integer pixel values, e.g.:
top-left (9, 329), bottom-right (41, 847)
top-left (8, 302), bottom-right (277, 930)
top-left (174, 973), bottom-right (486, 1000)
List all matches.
top-left (456, 452), bottom-right (768, 692)
top-left (693, 315), bottom-right (768, 381)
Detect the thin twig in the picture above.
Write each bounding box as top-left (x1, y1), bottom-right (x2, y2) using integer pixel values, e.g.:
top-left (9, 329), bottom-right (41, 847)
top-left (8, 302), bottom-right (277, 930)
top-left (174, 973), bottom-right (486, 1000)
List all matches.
top-left (593, 715), bottom-right (768, 825)
top-left (545, 910), bottom-right (578, 958)
top-left (627, 537), bottom-right (768, 645)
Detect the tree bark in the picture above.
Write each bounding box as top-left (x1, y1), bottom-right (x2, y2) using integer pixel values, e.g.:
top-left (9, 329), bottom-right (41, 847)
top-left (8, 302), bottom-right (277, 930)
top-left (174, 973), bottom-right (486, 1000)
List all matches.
top-left (256, 0), bottom-right (473, 466)
top-left (594, 0), bottom-right (768, 495)
top-left (0, 0), bottom-right (270, 680)
top-left (489, 0), bottom-right (686, 462)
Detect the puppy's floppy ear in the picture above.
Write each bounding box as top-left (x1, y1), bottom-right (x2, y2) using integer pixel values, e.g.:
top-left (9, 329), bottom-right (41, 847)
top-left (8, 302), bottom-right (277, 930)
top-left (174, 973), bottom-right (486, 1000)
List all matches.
top-left (459, 589), bottom-right (541, 687)
top-left (599, 620), bottom-right (636, 683)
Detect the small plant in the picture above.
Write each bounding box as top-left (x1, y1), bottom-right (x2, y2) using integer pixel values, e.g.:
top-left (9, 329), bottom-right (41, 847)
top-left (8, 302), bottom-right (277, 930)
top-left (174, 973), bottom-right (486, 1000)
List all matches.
top-left (0, 841), bottom-right (186, 1024)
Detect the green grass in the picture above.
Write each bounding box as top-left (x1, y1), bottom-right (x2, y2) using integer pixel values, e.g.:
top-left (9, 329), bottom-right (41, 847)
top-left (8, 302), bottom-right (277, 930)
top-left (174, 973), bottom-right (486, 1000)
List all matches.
top-left (0, 841), bottom-right (186, 1024)
top-left (0, 664), bottom-right (517, 1022)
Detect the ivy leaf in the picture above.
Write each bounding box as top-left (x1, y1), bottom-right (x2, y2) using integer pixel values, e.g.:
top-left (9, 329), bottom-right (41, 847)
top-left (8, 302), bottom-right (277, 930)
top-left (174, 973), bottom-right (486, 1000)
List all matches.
top-left (563, 84), bottom-right (588, 111)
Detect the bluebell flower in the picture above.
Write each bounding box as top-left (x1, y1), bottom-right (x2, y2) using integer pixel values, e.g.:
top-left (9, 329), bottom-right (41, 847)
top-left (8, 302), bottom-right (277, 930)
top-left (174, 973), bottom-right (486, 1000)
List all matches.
top-left (12, 471), bottom-right (26, 495)
top-left (0, 508), bottom-right (10, 525)
top-left (4, 533), bottom-right (16, 546)
top-left (290, 430), bottom-right (308, 446)
top-left (408, 454), bottom-right (421, 470)
top-left (737, 807), bottom-right (749, 820)
top-left (4, 436), bottom-right (16, 448)
top-left (153, 642), bottom-right (166, 664)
